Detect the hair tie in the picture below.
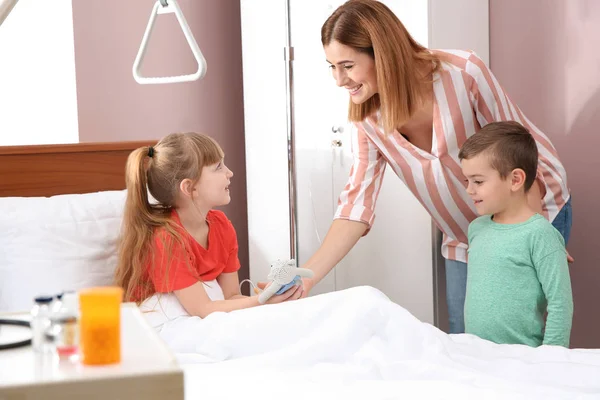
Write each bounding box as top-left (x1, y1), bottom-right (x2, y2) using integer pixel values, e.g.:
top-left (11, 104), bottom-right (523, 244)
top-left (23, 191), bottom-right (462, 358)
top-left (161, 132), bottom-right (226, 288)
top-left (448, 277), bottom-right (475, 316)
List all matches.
top-left (147, 146), bottom-right (155, 158)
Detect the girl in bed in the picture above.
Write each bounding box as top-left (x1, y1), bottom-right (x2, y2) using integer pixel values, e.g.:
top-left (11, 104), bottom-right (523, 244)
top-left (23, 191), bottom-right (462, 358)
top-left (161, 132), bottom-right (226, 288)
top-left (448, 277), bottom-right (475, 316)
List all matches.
top-left (114, 132), bottom-right (302, 325)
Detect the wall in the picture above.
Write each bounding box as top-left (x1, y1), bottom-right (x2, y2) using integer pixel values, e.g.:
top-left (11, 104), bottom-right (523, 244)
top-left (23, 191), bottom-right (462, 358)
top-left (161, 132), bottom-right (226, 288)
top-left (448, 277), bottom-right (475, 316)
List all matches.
top-left (429, 0), bottom-right (489, 65)
top-left (72, 0), bottom-right (249, 284)
top-left (490, 0), bottom-right (600, 348)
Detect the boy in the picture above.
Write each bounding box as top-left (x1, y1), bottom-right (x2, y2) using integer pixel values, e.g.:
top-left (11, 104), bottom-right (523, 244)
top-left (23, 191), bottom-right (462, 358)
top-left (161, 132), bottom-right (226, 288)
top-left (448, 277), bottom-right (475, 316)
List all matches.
top-left (459, 121), bottom-right (573, 347)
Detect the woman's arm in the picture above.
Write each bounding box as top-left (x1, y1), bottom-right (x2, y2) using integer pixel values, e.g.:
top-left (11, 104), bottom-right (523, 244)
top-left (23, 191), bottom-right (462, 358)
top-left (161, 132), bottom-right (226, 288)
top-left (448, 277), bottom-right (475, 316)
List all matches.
top-left (301, 219), bottom-right (368, 292)
top-left (174, 280), bottom-right (302, 318)
top-left (300, 123), bottom-right (385, 293)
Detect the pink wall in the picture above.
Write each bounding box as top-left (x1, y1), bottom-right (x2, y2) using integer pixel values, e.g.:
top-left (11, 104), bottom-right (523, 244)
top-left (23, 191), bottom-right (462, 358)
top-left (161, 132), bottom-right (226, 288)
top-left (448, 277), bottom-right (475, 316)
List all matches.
top-left (491, 0), bottom-right (600, 348)
top-left (71, 0), bottom-right (249, 283)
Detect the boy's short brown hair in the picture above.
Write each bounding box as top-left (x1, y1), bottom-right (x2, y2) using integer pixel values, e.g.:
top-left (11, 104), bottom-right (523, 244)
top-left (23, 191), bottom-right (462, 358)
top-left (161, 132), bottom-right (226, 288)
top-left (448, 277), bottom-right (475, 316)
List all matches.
top-left (458, 121), bottom-right (538, 191)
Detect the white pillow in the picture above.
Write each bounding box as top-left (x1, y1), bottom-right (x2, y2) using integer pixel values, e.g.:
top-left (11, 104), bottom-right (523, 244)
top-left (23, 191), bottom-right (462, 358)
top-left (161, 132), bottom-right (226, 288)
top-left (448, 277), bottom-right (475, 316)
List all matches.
top-left (0, 190), bottom-right (127, 312)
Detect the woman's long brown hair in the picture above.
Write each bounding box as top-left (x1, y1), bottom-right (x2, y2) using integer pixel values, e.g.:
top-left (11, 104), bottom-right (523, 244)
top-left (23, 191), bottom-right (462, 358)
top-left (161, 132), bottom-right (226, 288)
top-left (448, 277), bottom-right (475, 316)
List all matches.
top-left (322, 0), bottom-right (441, 133)
top-left (114, 132), bottom-right (224, 303)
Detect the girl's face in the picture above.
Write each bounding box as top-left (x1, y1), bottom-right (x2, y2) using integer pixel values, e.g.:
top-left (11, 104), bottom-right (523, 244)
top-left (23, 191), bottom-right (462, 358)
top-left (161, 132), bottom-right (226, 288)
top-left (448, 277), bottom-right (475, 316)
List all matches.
top-left (324, 40), bottom-right (378, 104)
top-left (192, 158), bottom-right (234, 209)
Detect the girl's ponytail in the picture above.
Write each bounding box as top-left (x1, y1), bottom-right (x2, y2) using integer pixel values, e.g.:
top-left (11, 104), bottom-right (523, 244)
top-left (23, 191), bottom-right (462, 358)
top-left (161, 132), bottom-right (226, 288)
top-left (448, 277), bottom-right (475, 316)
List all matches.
top-left (125, 146), bottom-right (155, 225)
top-left (115, 145), bottom-right (170, 302)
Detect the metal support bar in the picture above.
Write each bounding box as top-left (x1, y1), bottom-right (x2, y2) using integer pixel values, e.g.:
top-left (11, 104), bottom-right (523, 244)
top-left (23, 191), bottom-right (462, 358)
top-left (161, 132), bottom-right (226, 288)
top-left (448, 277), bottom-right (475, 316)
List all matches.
top-left (284, 0), bottom-right (299, 262)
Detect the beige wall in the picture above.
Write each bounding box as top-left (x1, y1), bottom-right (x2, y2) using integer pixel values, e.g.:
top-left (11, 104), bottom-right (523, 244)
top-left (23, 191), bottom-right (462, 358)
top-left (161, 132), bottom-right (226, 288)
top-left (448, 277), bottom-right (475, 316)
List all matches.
top-left (491, 0), bottom-right (600, 348)
top-left (71, 0), bottom-right (249, 283)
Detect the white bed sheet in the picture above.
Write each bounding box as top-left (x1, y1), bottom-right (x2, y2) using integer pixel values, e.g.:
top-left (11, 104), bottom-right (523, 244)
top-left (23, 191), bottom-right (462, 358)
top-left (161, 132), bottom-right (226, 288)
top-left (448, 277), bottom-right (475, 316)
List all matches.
top-left (152, 286), bottom-right (600, 399)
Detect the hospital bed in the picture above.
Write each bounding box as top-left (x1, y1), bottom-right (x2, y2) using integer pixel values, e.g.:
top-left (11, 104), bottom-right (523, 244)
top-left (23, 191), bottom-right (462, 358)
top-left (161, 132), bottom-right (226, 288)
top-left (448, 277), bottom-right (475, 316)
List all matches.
top-left (1, 141), bottom-right (599, 400)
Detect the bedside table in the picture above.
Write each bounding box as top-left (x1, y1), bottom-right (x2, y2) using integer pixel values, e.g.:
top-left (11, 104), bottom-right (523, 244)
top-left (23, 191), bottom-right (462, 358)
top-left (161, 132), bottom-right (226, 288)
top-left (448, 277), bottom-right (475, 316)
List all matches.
top-left (0, 303), bottom-right (184, 400)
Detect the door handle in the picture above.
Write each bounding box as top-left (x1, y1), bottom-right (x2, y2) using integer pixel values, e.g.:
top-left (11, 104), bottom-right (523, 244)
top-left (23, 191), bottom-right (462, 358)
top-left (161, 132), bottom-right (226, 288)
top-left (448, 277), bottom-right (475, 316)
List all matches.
top-left (331, 139), bottom-right (343, 147)
top-left (331, 126), bottom-right (344, 134)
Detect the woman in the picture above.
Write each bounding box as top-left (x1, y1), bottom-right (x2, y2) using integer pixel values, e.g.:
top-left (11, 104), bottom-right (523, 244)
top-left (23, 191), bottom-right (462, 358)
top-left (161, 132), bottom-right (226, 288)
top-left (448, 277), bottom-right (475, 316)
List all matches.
top-left (299, 0), bottom-right (572, 334)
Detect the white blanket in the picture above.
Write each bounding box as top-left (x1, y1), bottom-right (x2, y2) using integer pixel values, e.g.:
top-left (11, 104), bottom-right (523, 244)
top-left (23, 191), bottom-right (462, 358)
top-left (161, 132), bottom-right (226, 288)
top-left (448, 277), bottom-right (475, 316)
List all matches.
top-left (152, 286), bottom-right (600, 399)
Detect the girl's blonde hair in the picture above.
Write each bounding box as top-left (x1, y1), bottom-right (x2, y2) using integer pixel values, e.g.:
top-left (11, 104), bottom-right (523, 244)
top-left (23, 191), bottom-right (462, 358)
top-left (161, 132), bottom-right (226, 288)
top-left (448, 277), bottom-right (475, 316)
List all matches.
top-left (321, 0), bottom-right (441, 133)
top-left (114, 132), bottom-right (224, 303)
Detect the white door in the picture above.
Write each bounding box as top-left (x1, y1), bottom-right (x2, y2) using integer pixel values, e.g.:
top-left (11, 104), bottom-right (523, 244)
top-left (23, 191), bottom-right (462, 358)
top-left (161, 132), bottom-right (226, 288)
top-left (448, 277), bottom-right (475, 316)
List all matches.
top-left (291, 0), bottom-right (434, 324)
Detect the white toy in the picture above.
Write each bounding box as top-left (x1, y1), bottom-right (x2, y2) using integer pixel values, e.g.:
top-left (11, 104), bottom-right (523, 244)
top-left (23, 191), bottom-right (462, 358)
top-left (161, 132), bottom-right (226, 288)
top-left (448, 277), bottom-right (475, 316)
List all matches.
top-left (257, 259), bottom-right (314, 304)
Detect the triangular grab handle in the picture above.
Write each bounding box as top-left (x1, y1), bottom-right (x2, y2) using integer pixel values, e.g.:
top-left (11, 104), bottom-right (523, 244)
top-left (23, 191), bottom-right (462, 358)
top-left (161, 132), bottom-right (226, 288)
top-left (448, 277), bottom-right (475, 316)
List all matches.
top-left (132, 0), bottom-right (207, 84)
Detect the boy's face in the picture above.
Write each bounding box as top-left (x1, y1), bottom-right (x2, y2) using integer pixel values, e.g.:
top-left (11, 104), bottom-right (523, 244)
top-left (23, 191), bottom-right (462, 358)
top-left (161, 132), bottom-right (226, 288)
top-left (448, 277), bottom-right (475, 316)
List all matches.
top-left (461, 153), bottom-right (513, 216)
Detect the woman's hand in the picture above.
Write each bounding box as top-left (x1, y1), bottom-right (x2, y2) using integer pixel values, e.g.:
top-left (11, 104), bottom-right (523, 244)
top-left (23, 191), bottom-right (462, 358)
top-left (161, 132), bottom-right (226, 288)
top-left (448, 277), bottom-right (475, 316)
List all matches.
top-left (257, 277), bottom-right (314, 298)
top-left (300, 277), bottom-right (314, 298)
top-left (263, 283), bottom-right (303, 304)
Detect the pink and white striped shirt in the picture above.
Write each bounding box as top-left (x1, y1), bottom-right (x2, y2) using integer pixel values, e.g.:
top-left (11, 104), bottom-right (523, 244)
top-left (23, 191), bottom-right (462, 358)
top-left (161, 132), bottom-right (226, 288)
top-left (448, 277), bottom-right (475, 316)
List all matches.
top-left (334, 50), bottom-right (570, 263)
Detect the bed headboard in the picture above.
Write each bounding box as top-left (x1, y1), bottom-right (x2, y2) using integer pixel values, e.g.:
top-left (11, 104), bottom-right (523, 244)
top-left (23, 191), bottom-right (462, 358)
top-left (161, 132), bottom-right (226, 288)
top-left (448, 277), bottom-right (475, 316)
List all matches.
top-left (0, 141), bottom-right (156, 197)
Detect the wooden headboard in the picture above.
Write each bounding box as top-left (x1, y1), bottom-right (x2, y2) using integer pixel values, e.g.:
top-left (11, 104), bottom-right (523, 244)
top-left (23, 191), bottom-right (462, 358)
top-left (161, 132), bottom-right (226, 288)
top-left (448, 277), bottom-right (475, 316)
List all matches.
top-left (0, 141), bottom-right (156, 197)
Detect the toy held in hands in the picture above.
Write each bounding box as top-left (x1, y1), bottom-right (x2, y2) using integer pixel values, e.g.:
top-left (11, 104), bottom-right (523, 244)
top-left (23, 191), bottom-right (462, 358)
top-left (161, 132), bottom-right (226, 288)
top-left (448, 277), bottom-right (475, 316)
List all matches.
top-left (257, 259), bottom-right (314, 304)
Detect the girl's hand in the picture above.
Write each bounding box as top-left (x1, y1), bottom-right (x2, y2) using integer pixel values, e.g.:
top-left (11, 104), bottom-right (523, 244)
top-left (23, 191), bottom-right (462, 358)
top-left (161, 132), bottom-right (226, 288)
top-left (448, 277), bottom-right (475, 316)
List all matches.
top-left (256, 281), bottom-right (268, 292)
top-left (264, 283), bottom-right (303, 304)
